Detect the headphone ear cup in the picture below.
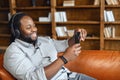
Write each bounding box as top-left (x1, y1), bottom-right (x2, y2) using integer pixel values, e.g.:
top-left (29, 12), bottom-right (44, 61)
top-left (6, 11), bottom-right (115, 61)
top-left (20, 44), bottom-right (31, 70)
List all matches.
top-left (15, 29), bottom-right (20, 38)
top-left (11, 24), bottom-right (15, 37)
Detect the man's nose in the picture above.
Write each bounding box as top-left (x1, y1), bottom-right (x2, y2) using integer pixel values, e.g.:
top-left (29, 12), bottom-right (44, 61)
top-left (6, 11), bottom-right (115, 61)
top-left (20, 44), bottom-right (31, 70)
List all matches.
top-left (32, 26), bottom-right (37, 32)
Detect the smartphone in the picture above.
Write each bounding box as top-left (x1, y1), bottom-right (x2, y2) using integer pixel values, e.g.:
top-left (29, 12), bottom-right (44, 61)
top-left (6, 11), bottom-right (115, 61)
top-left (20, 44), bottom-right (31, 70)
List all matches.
top-left (75, 32), bottom-right (80, 43)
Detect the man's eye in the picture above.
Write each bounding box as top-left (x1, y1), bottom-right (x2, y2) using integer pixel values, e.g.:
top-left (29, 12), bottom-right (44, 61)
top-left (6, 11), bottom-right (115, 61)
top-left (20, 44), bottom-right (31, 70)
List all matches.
top-left (26, 26), bottom-right (31, 29)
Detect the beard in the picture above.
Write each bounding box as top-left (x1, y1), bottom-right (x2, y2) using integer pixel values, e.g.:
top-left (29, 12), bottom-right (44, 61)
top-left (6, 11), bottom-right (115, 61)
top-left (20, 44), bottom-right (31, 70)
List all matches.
top-left (19, 33), bottom-right (38, 44)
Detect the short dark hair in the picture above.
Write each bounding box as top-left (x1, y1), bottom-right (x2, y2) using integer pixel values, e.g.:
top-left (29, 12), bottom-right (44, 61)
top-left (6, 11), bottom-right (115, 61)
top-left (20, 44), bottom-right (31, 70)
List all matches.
top-left (9, 12), bottom-right (27, 43)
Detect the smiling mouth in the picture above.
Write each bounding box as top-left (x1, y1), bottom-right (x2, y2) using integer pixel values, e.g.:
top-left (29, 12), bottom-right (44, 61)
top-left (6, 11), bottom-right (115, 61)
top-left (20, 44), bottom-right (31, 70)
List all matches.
top-left (31, 32), bottom-right (37, 38)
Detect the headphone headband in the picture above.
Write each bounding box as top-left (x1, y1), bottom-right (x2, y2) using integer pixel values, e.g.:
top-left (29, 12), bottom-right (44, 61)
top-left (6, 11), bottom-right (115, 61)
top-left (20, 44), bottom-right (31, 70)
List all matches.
top-left (10, 12), bottom-right (25, 38)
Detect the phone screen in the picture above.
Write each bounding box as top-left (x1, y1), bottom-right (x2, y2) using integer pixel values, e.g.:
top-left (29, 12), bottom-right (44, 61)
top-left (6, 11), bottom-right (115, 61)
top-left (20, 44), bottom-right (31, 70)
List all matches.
top-left (75, 32), bottom-right (80, 43)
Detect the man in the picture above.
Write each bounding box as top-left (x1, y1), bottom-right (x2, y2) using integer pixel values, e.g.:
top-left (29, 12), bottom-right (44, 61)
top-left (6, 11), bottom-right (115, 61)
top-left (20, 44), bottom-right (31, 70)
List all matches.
top-left (4, 12), bottom-right (96, 80)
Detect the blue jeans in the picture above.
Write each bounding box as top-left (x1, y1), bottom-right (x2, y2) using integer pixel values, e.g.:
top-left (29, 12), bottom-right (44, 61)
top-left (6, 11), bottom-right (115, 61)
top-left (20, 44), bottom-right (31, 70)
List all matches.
top-left (68, 72), bottom-right (96, 80)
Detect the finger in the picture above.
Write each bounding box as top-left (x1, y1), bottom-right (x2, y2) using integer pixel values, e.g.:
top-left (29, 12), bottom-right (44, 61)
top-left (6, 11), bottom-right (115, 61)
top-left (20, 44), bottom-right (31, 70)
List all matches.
top-left (83, 29), bottom-right (87, 39)
top-left (76, 47), bottom-right (81, 51)
top-left (80, 30), bottom-right (84, 41)
top-left (74, 44), bottom-right (80, 48)
top-left (74, 45), bottom-right (81, 56)
top-left (81, 29), bottom-right (87, 41)
top-left (74, 50), bottom-right (81, 56)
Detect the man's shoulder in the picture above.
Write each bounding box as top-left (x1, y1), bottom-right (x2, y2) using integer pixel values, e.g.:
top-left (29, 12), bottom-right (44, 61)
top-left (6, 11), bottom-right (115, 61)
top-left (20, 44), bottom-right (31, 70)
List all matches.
top-left (38, 36), bottom-right (51, 39)
top-left (37, 36), bottom-right (52, 42)
top-left (5, 42), bottom-right (21, 55)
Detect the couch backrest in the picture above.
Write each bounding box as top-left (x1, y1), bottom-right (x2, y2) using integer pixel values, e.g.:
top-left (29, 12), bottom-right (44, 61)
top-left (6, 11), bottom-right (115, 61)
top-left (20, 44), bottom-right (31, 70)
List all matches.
top-left (65, 50), bottom-right (120, 80)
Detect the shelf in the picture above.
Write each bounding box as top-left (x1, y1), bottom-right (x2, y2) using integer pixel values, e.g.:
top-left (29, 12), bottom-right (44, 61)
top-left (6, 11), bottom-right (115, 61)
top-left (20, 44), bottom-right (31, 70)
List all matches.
top-left (15, 6), bottom-right (51, 10)
top-left (57, 36), bottom-right (69, 40)
top-left (104, 37), bottom-right (120, 40)
top-left (56, 21), bottom-right (100, 25)
top-left (0, 8), bottom-right (9, 11)
top-left (105, 5), bottom-right (120, 8)
top-left (56, 5), bottom-right (100, 9)
top-left (0, 34), bottom-right (10, 37)
top-left (57, 36), bottom-right (100, 40)
top-left (104, 21), bottom-right (120, 24)
top-left (86, 37), bottom-right (100, 40)
top-left (0, 21), bottom-right (8, 24)
top-left (35, 21), bottom-right (51, 24)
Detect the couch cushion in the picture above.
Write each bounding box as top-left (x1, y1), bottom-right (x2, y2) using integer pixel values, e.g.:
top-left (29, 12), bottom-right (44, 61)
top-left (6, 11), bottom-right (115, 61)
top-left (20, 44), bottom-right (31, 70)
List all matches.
top-left (65, 50), bottom-right (120, 80)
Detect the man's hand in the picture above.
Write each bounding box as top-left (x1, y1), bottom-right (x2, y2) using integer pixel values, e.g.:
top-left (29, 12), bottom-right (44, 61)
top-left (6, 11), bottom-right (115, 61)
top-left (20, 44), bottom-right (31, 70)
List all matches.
top-left (63, 44), bottom-right (81, 62)
top-left (75, 28), bottom-right (87, 41)
top-left (68, 28), bottom-right (87, 46)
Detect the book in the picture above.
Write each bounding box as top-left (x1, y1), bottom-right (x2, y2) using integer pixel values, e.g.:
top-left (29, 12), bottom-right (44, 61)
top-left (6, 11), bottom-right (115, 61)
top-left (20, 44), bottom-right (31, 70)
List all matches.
top-left (8, 12), bottom-right (11, 21)
top-left (94, 0), bottom-right (100, 5)
top-left (111, 26), bottom-right (115, 38)
top-left (104, 10), bottom-right (107, 22)
top-left (111, 0), bottom-right (119, 5)
top-left (55, 11), bottom-right (67, 22)
top-left (54, 12), bottom-right (61, 22)
top-left (104, 27), bottom-right (110, 38)
top-left (104, 26), bottom-right (115, 38)
top-left (62, 11), bottom-right (67, 22)
top-left (106, 10), bottom-right (115, 22)
top-left (38, 17), bottom-right (50, 22)
top-left (55, 26), bottom-right (74, 37)
top-left (48, 12), bottom-right (51, 21)
top-left (55, 26), bottom-right (67, 37)
top-left (106, 0), bottom-right (119, 5)
top-left (38, 12), bottom-right (51, 22)
top-left (67, 30), bottom-right (74, 37)
top-left (114, 0), bottom-right (119, 5)
top-left (31, 0), bottom-right (36, 7)
top-left (44, 0), bottom-right (51, 6)
top-left (106, 0), bottom-right (112, 5)
top-left (63, 0), bottom-right (75, 6)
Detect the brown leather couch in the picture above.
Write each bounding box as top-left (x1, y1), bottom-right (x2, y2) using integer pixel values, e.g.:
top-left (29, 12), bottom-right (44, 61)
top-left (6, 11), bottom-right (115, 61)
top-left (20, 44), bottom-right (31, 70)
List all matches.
top-left (0, 52), bottom-right (16, 80)
top-left (0, 50), bottom-right (120, 80)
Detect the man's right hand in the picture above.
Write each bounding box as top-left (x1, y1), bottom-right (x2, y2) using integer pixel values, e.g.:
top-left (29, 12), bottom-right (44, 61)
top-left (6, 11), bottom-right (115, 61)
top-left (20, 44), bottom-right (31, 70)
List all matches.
top-left (63, 43), bottom-right (81, 62)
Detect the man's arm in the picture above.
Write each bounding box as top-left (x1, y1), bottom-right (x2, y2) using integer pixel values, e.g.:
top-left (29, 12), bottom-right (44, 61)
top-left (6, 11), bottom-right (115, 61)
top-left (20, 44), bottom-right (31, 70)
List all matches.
top-left (44, 28), bottom-right (87, 79)
top-left (44, 56), bottom-right (65, 80)
top-left (44, 43), bottom-right (81, 79)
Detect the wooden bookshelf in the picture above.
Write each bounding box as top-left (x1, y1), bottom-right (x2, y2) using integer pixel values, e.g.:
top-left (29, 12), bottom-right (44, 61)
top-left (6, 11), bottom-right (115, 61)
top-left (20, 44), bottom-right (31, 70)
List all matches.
top-left (0, 0), bottom-right (10, 52)
top-left (0, 0), bottom-right (120, 51)
top-left (55, 0), bottom-right (120, 50)
top-left (104, 0), bottom-right (120, 50)
top-left (55, 0), bottom-right (101, 50)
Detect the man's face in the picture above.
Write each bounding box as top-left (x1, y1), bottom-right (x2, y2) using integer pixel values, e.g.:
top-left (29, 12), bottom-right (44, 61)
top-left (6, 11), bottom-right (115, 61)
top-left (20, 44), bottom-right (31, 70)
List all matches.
top-left (19, 16), bottom-right (38, 43)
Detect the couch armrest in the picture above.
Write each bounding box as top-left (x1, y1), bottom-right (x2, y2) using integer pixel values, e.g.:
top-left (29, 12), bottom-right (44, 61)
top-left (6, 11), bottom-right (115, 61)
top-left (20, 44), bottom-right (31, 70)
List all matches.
top-left (0, 53), bottom-right (16, 80)
top-left (0, 67), bottom-right (16, 80)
